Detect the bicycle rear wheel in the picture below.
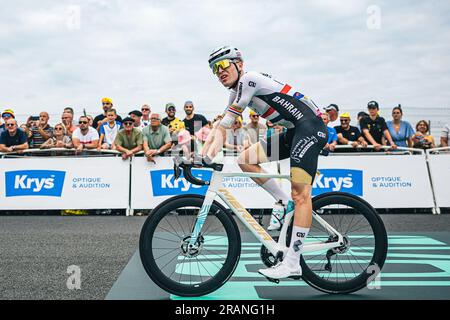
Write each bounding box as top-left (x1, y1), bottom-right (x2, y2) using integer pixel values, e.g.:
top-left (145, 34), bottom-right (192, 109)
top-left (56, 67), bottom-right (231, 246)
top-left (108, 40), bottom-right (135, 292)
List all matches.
top-left (139, 195), bottom-right (241, 297)
top-left (298, 192), bottom-right (388, 294)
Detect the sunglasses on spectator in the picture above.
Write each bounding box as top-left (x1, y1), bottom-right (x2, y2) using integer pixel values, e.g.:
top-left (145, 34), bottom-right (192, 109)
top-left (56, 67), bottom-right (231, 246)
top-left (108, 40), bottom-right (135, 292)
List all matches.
top-left (55, 127), bottom-right (63, 131)
top-left (102, 102), bottom-right (111, 105)
top-left (79, 121), bottom-right (88, 124)
top-left (185, 105), bottom-right (193, 108)
top-left (142, 108), bottom-right (150, 111)
top-left (167, 107), bottom-right (176, 111)
top-left (2, 114), bottom-right (12, 118)
top-left (124, 122), bottom-right (134, 126)
top-left (340, 119), bottom-right (349, 122)
top-left (6, 123), bottom-right (15, 127)
top-left (251, 115), bottom-right (259, 118)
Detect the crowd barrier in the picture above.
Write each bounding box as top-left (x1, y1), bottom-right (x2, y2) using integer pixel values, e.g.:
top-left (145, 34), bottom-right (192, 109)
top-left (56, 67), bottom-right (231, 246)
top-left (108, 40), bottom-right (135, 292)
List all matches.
top-left (0, 147), bottom-right (448, 215)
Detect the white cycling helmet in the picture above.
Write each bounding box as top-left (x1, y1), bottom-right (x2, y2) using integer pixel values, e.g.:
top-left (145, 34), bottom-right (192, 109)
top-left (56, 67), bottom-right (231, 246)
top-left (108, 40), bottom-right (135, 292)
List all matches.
top-left (208, 46), bottom-right (243, 70)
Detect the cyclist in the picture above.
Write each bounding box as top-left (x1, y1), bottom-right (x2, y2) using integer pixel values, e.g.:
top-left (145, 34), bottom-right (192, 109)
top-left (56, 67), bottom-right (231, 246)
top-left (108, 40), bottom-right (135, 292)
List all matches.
top-left (201, 46), bottom-right (328, 280)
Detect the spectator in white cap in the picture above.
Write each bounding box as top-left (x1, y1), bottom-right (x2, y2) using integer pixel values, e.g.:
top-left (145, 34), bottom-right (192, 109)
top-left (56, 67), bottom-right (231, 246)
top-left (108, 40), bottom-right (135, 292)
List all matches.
top-left (324, 104), bottom-right (340, 128)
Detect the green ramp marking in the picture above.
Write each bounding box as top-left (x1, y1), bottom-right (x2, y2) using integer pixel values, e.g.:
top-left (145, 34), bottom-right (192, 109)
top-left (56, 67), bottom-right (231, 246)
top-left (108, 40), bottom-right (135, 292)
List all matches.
top-left (171, 234), bottom-right (450, 300)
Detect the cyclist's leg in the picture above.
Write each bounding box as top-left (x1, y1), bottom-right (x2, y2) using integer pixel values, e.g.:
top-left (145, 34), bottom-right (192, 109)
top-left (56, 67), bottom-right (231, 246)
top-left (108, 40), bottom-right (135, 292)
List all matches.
top-left (238, 130), bottom-right (292, 204)
top-left (284, 121), bottom-right (328, 268)
top-left (259, 120), bottom-right (328, 278)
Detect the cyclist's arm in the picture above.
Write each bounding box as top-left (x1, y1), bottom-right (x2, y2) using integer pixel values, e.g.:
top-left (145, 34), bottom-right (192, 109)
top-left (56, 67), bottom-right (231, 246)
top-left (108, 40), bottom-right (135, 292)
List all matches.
top-left (201, 109), bottom-right (239, 159)
top-left (202, 77), bottom-right (257, 159)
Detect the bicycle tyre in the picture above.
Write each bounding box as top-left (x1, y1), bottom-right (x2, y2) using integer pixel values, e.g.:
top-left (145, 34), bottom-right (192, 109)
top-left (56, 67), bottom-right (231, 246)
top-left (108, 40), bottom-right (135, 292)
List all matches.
top-left (299, 192), bottom-right (388, 294)
top-left (139, 194), bottom-right (241, 297)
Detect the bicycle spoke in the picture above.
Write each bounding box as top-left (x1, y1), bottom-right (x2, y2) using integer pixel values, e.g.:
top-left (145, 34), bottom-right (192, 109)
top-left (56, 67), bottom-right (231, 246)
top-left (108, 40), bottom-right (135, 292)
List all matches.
top-left (154, 247), bottom-right (180, 261)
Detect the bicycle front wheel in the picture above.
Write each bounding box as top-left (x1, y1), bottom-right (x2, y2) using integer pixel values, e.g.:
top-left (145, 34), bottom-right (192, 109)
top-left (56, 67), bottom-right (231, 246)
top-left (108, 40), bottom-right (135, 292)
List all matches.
top-left (139, 195), bottom-right (241, 297)
top-left (299, 192), bottom-right (388, 294)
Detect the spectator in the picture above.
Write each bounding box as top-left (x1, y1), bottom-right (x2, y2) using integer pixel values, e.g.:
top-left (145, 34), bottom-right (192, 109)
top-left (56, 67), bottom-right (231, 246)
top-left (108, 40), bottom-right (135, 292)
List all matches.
top-left (360, 101), bottom-right (397, 151)
top-left (19, 124), bottom-right (33, 145)
top-left (183, 100), bottom-right (208, 136)
top-left (86, 115), bottom-right (94, 127)
top-left (244, 110), bottom-right (267, 145)
top-left (93, 97), bottom-right (123, 131)
top-left (129, 110), bottom-right (144, 130)
top-left (141, 105), bottom-right (151, 127)
top-left (266, 120), bottom-right (285, 137)
top-left (413, 120), bottom-right (436, 150)
top-left (321, 113), bottom-right (338, 152)
top-left (64, 107), bottom-right (74, 115)
top-left (72, 116), bottom-right (100, 152)
top-left (114, 117), bottom-right (143, 160)
top-left (441, 123), bottom-right (449, 147)
top-left (324, 104), bottom-right (340, 128)
top-left (98, 108), bottom-right (122, 150)
top-left (30, 111), bottom-right (53, 148)
top-left (225, 117), bottom-right (246, 152)
top-left (26, 115), bottom-right (35, 129)
top-left (357, 111), bottom-right (369, 131)
top-left (61, 112), bottom-right (77, 137)
top-left (1, 109), bottom-right (15, 135)
top-left (162, 103), bottom-right (185, 142)
top-left (213, 114), bottom-right (224, 124)
top-left (0, 118), bottom-right (29, 153)
top-left (386, 106), bottom-right (415, 148)
top-left (142, 113), bottom-right (172, 162)
top-left (174, 129), bottom-right (193, 157)
top-left (40, 123), bottom-right (73, 149)
top-left (195, 121), bottom-right (212, 146)
top-left (335, 112), bottom-right (368, 150)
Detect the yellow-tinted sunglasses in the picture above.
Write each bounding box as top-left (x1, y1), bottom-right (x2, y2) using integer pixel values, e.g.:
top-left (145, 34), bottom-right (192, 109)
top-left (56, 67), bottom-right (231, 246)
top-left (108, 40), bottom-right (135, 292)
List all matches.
top-left (212, 59), bottom-right (232, 75)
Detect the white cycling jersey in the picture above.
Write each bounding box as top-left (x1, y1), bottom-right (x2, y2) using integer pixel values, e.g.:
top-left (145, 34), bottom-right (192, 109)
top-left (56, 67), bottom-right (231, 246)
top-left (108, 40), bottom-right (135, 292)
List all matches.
top-left (225, 71), bottom-right (321, 128)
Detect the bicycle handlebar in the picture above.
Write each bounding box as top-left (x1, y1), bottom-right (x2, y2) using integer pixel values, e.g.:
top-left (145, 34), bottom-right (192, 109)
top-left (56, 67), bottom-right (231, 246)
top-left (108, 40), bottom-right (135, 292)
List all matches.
top-left (173, 155), bottom-right (223, 186)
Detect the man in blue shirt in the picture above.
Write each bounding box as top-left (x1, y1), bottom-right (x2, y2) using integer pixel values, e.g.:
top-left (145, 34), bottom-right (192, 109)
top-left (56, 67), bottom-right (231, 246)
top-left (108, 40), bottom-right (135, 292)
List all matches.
top-left (0, 118), bottom-right (29, 153)
top-left (321, 113), bottom-right (338, 152)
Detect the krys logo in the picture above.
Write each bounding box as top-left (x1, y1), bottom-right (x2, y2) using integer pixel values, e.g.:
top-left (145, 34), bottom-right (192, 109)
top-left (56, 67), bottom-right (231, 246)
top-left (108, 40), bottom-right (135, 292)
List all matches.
top-left (5, 170), bottom-right (66, 197)
top-left (150, 169), bottom-right (212, 196)
top-left (312, 169), bottom-right (363, 196)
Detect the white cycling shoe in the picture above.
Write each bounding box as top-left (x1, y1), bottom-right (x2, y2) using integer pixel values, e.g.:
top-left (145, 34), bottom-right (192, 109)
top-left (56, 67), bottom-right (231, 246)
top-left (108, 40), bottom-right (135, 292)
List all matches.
top-left (258, 260), bottom-right (302, 280)
top-left (268, 200), bottom-right (295, 231)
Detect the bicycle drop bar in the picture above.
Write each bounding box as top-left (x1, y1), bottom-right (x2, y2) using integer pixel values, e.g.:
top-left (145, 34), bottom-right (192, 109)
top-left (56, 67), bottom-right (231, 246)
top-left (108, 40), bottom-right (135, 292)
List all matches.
top-left (173, 155), bottom-right (223, 186)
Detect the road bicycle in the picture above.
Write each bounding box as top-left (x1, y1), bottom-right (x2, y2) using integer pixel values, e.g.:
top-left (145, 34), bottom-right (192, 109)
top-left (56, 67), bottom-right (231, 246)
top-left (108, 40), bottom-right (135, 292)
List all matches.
top-left (139, 156), bottom-right (388, 297)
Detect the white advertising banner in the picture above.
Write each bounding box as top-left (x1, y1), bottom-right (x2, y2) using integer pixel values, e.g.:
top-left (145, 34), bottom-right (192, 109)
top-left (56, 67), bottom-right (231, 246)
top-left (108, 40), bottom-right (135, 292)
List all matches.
top-left (428, 154), bottom-right (450, 208)
top-left (279, 155), bottom-right (435, 209)
top-left (130, 156), bottom-right (278, 209)
top-left (0, 157), bottom-right (130, 210)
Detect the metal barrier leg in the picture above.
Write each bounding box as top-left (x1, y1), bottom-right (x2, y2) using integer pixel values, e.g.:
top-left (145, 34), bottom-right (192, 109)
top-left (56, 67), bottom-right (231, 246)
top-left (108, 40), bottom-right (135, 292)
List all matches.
top-left (425, 151), bottom-right (441, 215)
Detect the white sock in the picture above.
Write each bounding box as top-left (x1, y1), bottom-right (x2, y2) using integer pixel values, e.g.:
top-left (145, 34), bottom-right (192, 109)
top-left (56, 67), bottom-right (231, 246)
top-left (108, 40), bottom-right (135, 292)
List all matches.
top-left (261, 179), bottom-right (290, 205)
top-left (285, 226), bottom-right (309, 268)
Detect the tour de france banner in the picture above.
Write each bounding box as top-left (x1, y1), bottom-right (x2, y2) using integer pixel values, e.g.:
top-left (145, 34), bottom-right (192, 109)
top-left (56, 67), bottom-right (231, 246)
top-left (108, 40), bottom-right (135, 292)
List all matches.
top-left (130, 156), bottom-right (278, 209)
top-left (0, 157), bottom-right (130, 210)
top-left (280, 155), bottom-right (435, 209)
top-left (427, 153), bottom-right (450, 208)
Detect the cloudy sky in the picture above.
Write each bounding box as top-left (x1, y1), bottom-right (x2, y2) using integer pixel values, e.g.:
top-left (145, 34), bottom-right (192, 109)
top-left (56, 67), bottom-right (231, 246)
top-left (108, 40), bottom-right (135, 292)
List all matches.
top-left (1, 0), bottom-right (449, 122)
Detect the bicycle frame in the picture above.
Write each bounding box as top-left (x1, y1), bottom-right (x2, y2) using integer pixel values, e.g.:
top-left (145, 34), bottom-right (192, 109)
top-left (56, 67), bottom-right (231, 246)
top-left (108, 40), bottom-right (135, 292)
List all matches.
top-left (188, 169), bottom-right (345, 259)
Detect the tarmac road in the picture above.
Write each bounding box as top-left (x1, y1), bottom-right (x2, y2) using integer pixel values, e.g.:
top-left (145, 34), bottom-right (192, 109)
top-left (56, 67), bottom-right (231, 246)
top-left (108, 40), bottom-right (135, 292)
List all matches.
top-left (0, 214), bottom-right (449, 300)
